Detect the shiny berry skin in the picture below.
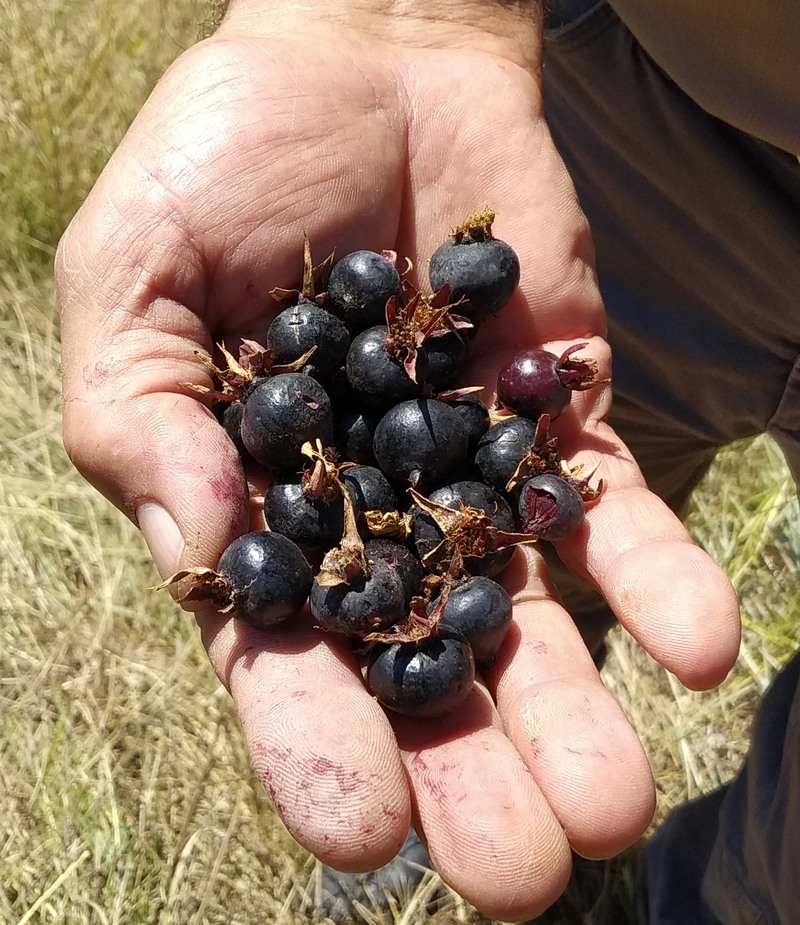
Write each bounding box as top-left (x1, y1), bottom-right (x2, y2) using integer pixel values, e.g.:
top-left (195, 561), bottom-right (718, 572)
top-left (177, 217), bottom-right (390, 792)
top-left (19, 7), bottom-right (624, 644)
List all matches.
top-left (333, 404), bottom-right (382, 466)
top-left (435, 576), bottom-right (512, 666)
top-left (496, 349), bottom-right (572, 419)
top-left (518, 473), bottom-right (585, 540)
top-left (366, 628), bottom-right (475, 718)
top-left (428, 238), bottom-right (519, 323)
top-left (439, 393), bottom-right (490, 453)
top-left (341, 465), bottom-right (399, 532)
top-left (474, 417), bottom-right (537, 493)
top-left (309, 559), bottom-right (405, 636)
top-left (421, 331), bottom-right (469, 391)
top-left (326, 250), bottom-right (404, 333)
top-left (240, 372), bottom-right (333, 471)
top-left (217, 531), bottom-right (312, 629)
top-left (263, 478), bottom-right (344, 553)
top-left (266, 299), bottom-right (350, 382)
top-left (346, 326), bottom-right (427, 408)
top-left (373, 399), bottom-right (468, 488)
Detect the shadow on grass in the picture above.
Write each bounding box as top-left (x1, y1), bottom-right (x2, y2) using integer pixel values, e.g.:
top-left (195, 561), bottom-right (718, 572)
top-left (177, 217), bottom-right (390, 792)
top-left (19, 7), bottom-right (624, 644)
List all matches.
top-left (529, 850), bottom-right (638, 925)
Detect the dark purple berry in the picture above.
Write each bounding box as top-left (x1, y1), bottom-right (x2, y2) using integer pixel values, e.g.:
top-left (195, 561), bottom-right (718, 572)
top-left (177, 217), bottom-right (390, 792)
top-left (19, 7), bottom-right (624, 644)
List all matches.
top-left (346, 326), bottom-right (427, 408)
top-left (421, 330), bottom-right (469, 391)
top-left (309, 559), bottom-right (405, 636)
top-left (266, 299), bottom-right (350, 382)
top-left (373, 399), bottom-right (468, 488)
top-left (326, 250), bottom-right (404, 333)
top-left (333, 403), bottom-right (382, 466)
top-left (411, 480), bottom-right (516, 578)
top-left (364, 538), bottom-right (424, 607)
top-left (341, 465), bottom-right (399, 532)
top-left (263, 477), bottom-right (344, 553)
top-left (428, 211), bottom-right (520, 323)
top-left (518, 473), bottom-right (585, 541)
top-left (474, 417), bottom-right (538, 493)
top-left (496, 344), bottom-right (599, 420)
top-left (220, 398), bottom-right (246, 455)
top-left (216, 531), bottom-right (312, 629)
top-left (240, 372), bottom-right (333, 472)
top-left (435, 576), bottom-right (512, 665)
top-left (438, 392), bottom-right (490, 453)
top-left (366, 628), bottom-right (475, 718)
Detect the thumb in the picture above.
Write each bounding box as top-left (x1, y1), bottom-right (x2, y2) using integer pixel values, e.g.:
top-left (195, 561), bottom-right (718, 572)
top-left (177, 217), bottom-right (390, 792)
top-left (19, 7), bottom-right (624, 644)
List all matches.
top-left (58, 245), bottom-right (248, 579)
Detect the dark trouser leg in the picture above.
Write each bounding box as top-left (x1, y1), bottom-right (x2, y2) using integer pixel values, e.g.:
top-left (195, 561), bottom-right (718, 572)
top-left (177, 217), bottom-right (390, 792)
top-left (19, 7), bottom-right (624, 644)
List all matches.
top-left (543, 2), bottom-right (800, 922)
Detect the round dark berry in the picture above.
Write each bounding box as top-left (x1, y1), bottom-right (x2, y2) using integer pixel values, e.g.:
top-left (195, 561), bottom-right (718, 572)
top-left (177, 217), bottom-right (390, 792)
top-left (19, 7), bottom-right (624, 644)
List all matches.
top-left (309, 559), bottom-right (405, 636)
top-left (373, 399), bottom-right (468, 488)
top-left (366, 628), bottom-right (475, 718)
top-left (518, 473), bottom-right (585, 541)
top-left (429, 238), bottom-right (519, 324)
top-left (333, 404), bottom-right (382, 466)
top-left (217, 531), bottom-right (312, 629)
top-left (496, 350), bottom-right (570, 419)
top-left (263, 478), bottom-right (344, 553)
top-left (496, 345), bottom-right (599, 421)
top-left (266, 299), bottom-right (350, 382)
top-left (439, 392), bottom-right (490, 453)
top-left (346, 326), bottom-right (427, 408)
top-left (240, 373), bottom-right (333, 472)
top-left (364, 538), bottom-right (424, 607)
top-left (421, 330), bottom-right (469, 391)
top-left (341, 465), bottom-right (399, 531)
top-left (326, 250), bottom-right (404, 333)
top-left (474, 416), bottom-right (538, 493)
top-left (435, 576), bottom-right (513, 665)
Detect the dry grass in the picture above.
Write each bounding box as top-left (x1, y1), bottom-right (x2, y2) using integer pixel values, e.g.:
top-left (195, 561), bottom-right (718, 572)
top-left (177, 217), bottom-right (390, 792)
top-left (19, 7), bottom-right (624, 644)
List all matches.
top-left (1, 1), bottom-right (798, 922)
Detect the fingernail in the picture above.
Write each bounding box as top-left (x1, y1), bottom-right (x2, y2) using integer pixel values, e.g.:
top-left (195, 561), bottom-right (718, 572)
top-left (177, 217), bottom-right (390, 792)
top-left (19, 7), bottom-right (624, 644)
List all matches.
top-left (137, 502), bottom-right (185, 578)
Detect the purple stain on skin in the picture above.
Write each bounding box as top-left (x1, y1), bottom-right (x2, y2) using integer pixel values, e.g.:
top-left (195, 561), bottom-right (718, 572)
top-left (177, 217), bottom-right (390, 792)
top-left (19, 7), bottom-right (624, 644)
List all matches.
top-left (311, 757), bottom-right (361, 794)
top-left (83, 360), bottom-right (111, 390)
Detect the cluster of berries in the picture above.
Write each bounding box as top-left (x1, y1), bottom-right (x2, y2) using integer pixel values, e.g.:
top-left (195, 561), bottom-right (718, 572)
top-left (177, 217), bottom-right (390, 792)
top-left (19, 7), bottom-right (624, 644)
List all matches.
top-left (165, 210), bottom-right (602, 718)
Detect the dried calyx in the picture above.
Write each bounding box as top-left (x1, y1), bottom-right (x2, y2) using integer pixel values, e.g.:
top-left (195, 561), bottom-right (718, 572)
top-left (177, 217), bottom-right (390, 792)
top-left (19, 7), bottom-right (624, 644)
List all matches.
top-left (383, 286), bottom-right (472, 383)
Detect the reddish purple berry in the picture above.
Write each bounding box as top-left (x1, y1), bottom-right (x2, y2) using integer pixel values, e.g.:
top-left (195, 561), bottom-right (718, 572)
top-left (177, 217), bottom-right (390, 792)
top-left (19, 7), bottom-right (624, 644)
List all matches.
top-left (518, 473), bottom-right (585, 541)
top-left (496, 344), bottom-right (599, 420)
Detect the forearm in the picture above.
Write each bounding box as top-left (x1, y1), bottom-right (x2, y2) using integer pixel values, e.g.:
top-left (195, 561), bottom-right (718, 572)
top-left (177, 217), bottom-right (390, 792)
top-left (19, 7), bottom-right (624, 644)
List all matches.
top-left (216, 0), bottom-right (545, 72)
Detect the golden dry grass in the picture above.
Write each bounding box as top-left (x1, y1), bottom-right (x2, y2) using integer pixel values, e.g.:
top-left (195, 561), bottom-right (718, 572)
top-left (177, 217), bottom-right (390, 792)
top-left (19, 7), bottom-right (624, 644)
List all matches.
top-left (1, 0), bottom-right (798, 922)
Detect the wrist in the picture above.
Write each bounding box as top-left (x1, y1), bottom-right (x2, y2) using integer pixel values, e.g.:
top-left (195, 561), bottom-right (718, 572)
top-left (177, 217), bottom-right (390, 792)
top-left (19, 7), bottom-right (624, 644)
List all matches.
top-left (218, 0), bottom-right (544, 71)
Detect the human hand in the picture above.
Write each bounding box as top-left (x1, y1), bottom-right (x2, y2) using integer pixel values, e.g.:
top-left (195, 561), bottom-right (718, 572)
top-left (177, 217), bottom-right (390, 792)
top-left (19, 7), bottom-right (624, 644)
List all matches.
top-left (57, 3), bottom-right (741, 918)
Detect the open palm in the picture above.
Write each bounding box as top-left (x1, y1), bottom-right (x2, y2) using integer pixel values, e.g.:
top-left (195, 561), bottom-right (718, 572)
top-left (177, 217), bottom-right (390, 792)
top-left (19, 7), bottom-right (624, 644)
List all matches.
top-left (58, 27), bottom-right (740, 920)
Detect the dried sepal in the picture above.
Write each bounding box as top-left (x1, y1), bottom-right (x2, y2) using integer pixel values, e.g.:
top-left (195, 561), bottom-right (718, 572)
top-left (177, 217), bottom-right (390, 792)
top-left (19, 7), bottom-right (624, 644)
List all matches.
top-left (315, 486), bottom-right (369, 587)
top-left (150, 567), bottom-right (233, 611)
top-left (363, 509), bottom-right (412, 540)
top-left (555, 342), bottom-right (608, 392)
top-left (363, 580), bottom-right (454, 645)
top-left (505, 414), bottom-right (566, 492)
top-left (451, 208), bottom-right (496, 243)
top-left (436, 385), bottom-right (485, 403)
top-left (271, 235), bottom-right (335, 304)
top-left (562, 460), bottom-right (604, 503)
top-left (186, 339), bottom-right (317, 403)
top-left (408, 487), bottom-right (538, 573)
top-left (383, 287), bottom-right (474, 383)
top-left (300, 439), bottom-right (342, 503)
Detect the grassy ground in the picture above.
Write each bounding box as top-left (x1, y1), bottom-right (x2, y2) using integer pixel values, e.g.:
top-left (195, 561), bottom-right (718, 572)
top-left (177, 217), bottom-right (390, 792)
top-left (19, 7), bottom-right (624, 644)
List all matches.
top-left (1, 1), bottom-right (798, 922)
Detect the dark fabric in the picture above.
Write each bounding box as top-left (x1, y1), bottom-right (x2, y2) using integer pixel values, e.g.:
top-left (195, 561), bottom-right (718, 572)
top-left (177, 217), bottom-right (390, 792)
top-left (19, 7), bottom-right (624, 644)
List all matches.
top-left (543, 5), bottom-right (800, 924)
